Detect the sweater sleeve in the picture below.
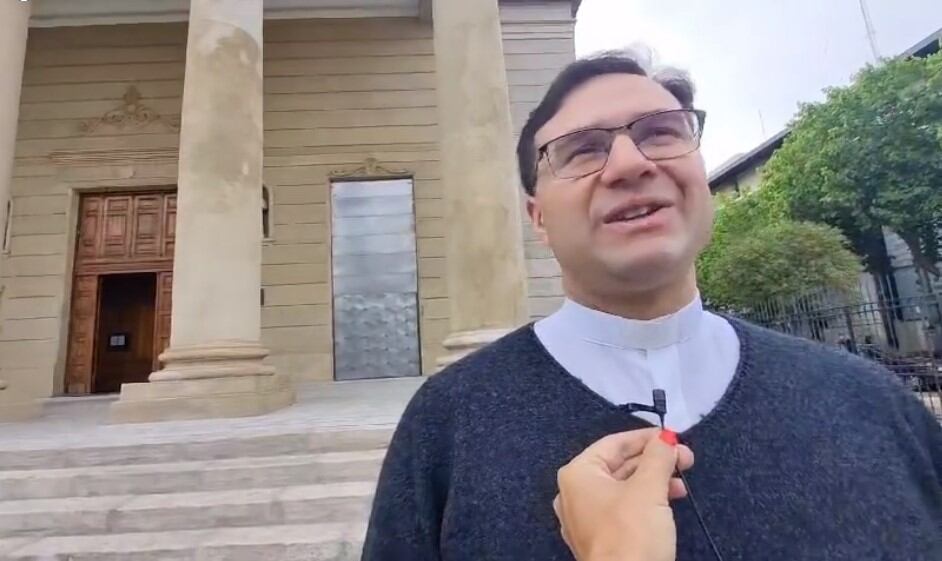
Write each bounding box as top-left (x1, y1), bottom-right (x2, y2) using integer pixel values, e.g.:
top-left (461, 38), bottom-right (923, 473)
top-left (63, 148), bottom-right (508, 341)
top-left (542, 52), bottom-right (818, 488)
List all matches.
top-left (361, 383), bottom-right (450, 561)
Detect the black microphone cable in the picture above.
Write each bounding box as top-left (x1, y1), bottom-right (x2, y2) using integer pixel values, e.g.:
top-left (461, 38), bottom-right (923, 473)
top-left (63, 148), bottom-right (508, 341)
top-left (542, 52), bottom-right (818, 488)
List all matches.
top-left (623, 389), bottom-right (725, 561)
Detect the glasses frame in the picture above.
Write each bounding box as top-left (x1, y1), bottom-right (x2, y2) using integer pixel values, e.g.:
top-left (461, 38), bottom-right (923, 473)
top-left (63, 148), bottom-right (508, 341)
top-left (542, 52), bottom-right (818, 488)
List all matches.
top-left (537, 108), bottom-right (707, 180)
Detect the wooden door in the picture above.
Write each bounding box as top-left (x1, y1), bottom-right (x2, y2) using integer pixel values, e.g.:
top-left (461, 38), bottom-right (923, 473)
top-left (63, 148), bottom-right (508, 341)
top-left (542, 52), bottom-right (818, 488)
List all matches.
top-left (65, 275), bottom-right (100, 395)
top-left (66, 190), bottom-right (175, 394)
top-left (154, 271), bottom-right (173, 370)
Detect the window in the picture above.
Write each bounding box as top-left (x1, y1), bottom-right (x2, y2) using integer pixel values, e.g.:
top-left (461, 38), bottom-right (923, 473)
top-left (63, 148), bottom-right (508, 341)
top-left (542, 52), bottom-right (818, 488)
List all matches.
top-left (261, 185), bottom-right (272, 240)
top-left (2, 199), bottom-right (11, 253)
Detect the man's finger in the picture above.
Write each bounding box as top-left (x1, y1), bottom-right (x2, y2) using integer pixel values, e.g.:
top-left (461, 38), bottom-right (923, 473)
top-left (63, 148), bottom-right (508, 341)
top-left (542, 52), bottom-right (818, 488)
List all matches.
top-left (571, 428), bottom-right (659, 473)
top-left (676, 444), bottom-right (695, 473)
top-left (668, 477), bottom-right (688, 500)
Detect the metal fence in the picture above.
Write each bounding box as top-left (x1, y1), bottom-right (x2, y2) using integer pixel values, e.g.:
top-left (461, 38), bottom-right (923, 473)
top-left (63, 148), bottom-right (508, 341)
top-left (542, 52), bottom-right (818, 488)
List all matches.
top-left (738, 289), bottom-right (942, 418)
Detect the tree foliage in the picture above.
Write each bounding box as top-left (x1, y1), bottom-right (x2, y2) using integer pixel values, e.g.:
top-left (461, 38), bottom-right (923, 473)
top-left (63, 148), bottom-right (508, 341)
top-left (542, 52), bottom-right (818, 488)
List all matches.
top-left (698, 191), bottom-right (861, 310)
top-left (760, 48), bottom-right (942, 276)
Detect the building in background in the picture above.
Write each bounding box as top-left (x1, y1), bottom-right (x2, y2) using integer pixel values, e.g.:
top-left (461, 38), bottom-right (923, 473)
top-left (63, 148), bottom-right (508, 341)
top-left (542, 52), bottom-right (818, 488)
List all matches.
top-left (0, 0), bottom-right (580, 422)
top-left (707, 130), bottom-right (787, 196)
top-left (709, 27), bottom-right (941, 197)
top-left (707, 27), bottom-right (942, 355)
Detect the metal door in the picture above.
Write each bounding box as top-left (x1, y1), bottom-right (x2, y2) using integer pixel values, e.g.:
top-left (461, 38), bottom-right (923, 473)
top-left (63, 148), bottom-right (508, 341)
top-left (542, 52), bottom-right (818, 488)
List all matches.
top-left (330, 179), bottom-right (421, 380)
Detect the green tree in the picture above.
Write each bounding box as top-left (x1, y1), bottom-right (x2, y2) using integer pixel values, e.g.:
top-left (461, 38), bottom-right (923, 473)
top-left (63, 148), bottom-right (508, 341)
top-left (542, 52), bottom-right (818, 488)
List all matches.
top-left (700, 220), bottom-right (862, 310)
top-left (698, 192), bottom-right (861, 310)
top-left (760, 47), bottom-right (942, 277)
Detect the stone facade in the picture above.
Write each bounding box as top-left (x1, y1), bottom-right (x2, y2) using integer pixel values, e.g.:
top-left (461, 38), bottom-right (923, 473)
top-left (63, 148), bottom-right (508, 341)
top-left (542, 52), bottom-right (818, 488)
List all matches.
top-left (0, 1), bottom-right (576, 419)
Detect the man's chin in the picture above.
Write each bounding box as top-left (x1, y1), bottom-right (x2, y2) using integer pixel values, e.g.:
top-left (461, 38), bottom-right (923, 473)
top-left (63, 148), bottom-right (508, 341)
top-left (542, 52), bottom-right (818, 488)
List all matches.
top-left (603, 253), bottom-right (688, 288)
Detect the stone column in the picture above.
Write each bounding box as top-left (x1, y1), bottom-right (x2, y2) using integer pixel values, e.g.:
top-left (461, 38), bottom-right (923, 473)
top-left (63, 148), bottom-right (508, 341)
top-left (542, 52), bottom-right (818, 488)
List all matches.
top-left (111, 0), bottom-right (294, 423)
top-left (0, 0), bottom-right (41, 421)
top-left (432, 0), bottom-right (529, 366)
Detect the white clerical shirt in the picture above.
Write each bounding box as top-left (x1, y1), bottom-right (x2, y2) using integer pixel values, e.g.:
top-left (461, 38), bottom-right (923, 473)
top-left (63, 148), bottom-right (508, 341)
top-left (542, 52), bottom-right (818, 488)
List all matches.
top-left (534, 294), bottom-right (740, 431)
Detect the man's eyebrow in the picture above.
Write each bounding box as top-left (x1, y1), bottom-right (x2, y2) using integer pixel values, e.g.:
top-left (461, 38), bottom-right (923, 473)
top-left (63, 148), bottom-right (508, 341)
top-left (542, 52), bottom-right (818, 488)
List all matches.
top-left (544, 108), bottom-right (676, 144)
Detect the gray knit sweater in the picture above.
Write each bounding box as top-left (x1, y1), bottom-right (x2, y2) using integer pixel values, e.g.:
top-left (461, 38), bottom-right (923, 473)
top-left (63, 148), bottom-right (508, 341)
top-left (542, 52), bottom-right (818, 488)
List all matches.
top-left (361, 319), bottom-right (942, 561)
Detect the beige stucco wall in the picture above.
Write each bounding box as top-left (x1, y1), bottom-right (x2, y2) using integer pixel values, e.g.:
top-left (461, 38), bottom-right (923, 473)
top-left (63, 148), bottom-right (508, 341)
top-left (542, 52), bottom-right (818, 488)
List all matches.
top-left (0, 23), bottom-right (187, 398)
top-left (713, 165), bottom-right (764, 196)
top-left (258, 17), bottom-right (444, 380)
top-left (735, 167), bottom-right (762, 194)
top-left (0, 8), bottom-right (575, 396)
top-left (501, 2), bottom-right (575, 319)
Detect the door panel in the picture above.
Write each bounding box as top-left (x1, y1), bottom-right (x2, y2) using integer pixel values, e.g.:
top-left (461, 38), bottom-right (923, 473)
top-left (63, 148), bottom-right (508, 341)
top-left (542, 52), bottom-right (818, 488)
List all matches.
top-left (102, 196), bottom-right (131, 258)
top-left (331, 179), bottom-right (421, 381)
top-left (76, 197), bottom-right (103, 262)
top-left (154, 271), bottom-right (173, 369)
top-left (162, 194), bottom-right (176, 258)
top-left (131, 195), bottom-right (163, 259)
top-left (65, 274), bottom-right (100, 394)
top-left (74, 191), bottom-right (175, 272)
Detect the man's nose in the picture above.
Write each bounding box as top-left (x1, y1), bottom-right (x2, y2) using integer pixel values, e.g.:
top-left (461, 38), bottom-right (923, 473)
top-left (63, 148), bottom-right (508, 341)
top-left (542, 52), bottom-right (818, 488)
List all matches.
top-left (599, 134), bottom-right (657, 186)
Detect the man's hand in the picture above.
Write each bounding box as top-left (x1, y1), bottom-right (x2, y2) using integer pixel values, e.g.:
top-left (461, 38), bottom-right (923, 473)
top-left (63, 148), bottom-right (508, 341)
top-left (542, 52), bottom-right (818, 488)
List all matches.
top-left (553, 428), bottom-right (695, 561)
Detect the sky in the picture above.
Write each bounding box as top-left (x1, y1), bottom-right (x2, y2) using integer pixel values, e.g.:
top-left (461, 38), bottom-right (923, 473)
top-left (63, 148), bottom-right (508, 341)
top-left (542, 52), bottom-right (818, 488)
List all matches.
top-left (575, 0), bottom-right (942, 174)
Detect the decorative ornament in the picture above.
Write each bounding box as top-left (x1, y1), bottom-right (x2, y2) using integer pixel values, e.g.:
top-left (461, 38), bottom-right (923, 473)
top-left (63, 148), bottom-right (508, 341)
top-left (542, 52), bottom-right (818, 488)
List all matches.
top-left (80, 86), bottom-right (180, 134)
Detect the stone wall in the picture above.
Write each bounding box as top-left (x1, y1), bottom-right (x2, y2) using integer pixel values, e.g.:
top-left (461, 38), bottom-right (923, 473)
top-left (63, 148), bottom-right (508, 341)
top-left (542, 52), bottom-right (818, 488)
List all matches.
top-left (501, 1), bottom-right (575, 319)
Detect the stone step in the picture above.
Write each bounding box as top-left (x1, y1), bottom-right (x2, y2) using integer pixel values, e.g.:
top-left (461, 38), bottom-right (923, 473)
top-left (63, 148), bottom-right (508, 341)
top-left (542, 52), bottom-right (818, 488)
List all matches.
top-left (0, 480), bottom-right (375, 538)
top-left (0, 427), bottom-right (394, 470)
top-left (0, 449), bottom-right (385, 500)
top-left (0, 522), bottom-right (366, 561)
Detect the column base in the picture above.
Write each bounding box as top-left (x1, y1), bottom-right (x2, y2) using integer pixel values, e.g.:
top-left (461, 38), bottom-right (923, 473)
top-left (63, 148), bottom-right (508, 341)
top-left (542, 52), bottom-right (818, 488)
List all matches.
top-left (436, 327), bottom-right (514, 370)
top-left (0, 382), bottom-right (41, 422)
top-left (109, 340), bottom-right (296, 424)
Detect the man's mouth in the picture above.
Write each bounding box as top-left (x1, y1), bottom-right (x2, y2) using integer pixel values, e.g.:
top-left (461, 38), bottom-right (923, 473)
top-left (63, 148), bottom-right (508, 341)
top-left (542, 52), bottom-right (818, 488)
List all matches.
top-left (603, 204), bottom-right (668, 224)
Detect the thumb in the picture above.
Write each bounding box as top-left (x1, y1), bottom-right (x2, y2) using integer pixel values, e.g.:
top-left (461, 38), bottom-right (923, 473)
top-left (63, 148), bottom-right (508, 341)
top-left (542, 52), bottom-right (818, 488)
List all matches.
top-left (629, 430), bottom-right (680, 504)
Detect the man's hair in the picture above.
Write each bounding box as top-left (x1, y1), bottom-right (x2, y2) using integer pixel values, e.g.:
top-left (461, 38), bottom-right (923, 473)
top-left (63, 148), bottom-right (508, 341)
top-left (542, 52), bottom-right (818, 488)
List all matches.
top-left (515, 51), bottom-right (696, 195)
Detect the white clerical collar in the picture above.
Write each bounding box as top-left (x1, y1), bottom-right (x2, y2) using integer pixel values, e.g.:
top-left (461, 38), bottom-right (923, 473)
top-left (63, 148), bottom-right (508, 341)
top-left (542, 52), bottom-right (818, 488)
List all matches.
top-left (556, 294), bottom-right (704, 351)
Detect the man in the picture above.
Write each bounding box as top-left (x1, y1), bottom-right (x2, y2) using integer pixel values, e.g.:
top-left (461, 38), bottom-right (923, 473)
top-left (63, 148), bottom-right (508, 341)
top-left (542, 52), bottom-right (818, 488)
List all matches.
top-left (361, 53), bottom-right (942, 561)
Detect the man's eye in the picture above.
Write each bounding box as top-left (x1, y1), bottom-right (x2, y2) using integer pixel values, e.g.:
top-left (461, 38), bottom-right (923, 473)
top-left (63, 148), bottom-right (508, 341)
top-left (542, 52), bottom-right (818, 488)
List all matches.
top-left (562, 140), bottom-right (609, 161)
top-left (649, 126), bottom-right (685, 138)
top-left (637, 126), bottom-right (687, 146)
top-left (571, 143), bottom-right (607, 155)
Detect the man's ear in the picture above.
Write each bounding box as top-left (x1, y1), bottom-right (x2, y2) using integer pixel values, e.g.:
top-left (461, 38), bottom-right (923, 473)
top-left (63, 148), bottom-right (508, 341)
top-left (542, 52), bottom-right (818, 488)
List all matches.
top-left (526, 197), bottom-right (550, 245)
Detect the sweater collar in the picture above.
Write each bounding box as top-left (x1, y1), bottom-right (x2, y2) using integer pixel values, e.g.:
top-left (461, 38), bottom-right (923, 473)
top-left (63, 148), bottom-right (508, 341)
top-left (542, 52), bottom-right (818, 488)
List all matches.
top-left (555, 294), bottom-right (704, 351)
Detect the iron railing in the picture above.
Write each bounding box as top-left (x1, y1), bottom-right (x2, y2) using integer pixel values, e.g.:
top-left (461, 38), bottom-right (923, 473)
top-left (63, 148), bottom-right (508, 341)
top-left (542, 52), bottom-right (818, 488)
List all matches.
top-left (737, 290), bottom-right (942, 418)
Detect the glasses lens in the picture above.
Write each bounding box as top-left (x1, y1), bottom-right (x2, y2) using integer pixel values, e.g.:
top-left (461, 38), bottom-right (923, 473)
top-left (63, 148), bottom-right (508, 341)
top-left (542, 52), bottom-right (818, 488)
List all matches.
top-left (630, 110), bottom-right (702, 160)
top-left (546, 129), bottom-right (613, 179)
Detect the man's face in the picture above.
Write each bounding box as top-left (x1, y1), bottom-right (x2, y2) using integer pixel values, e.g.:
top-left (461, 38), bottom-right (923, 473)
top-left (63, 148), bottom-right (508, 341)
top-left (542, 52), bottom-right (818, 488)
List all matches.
top-left (528, 73), bottom-right (714, 296)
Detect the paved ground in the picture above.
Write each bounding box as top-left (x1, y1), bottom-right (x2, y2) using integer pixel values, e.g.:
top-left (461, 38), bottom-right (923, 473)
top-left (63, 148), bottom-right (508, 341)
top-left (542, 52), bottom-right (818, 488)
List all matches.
top-left (1, 376), bottom-right (935, 453)
top-left (0, 377), bottom-right (425, 452)
top-left (0, 379), bottom-right (423, 560)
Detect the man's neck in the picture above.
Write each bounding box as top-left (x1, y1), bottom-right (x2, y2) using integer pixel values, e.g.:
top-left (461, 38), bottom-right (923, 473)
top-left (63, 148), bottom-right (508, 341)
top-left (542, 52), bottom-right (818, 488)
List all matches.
top-left (563, 271), bottom-right (699, 321)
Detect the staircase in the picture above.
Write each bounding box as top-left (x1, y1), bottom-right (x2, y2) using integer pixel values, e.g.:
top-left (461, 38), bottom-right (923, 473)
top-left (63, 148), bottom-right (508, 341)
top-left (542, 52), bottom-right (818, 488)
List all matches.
top-left (0, 379), bottom-right (420, 561)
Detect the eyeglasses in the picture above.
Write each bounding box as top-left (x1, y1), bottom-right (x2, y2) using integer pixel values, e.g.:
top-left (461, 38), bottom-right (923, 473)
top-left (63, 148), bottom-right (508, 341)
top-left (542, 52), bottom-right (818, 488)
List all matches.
top-left (537, 109), bottom-right (707, 180)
